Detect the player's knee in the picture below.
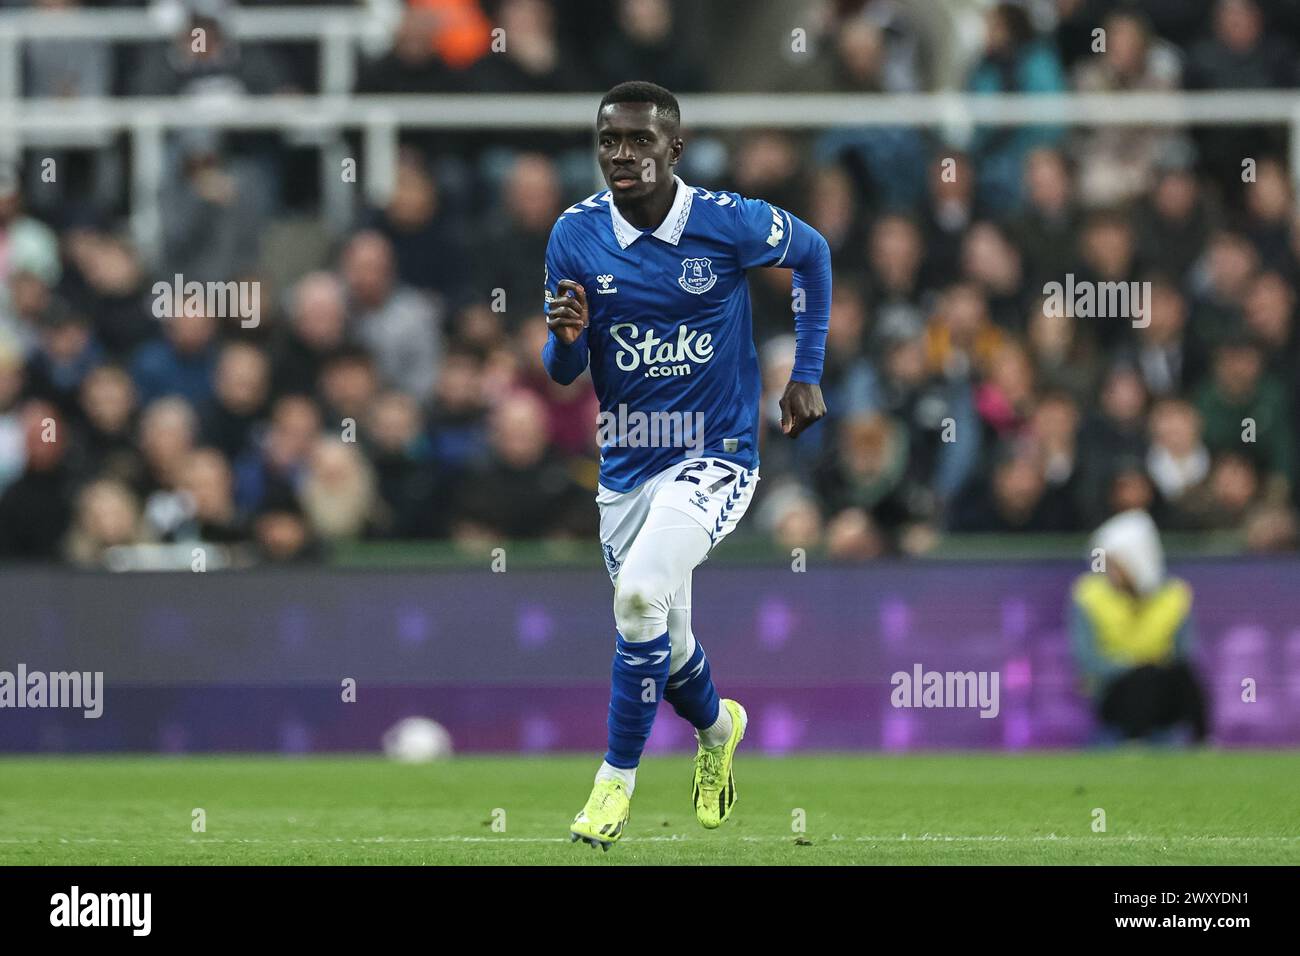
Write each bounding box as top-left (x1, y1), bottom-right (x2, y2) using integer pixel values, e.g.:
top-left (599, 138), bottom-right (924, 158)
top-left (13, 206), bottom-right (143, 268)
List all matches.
top-left (613, 577), bottom-right (670, 641)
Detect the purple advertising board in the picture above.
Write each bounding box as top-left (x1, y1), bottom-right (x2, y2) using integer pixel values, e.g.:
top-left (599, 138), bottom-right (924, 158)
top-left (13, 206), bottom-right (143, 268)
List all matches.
top-left (1, 559), bottom-right (1297, 753)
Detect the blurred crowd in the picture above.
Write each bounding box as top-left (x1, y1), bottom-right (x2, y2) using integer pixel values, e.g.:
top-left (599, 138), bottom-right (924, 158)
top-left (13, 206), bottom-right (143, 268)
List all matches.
top-left (2, 0), bottom-right (1300, 564)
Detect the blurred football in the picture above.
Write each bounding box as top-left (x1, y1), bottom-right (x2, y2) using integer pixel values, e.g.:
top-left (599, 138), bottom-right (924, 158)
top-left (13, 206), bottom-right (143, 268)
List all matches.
top-left (381, 717), bottom-right (453, 763)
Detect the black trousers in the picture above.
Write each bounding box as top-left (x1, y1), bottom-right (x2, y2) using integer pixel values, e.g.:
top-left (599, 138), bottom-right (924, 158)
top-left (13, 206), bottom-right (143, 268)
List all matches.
top-left (1098, 661), bottom-right (1209, 743)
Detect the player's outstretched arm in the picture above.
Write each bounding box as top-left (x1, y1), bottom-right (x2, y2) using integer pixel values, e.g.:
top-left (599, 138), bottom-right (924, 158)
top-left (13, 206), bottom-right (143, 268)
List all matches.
top-left (778, 214), bottom-right (831, 438)
top-left (541, 279), bottom-right (589, 385)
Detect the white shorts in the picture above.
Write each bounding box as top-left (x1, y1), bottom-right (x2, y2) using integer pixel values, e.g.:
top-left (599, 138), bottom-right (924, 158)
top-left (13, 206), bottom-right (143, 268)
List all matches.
top-left (596, 457), bottom-right (760, 582)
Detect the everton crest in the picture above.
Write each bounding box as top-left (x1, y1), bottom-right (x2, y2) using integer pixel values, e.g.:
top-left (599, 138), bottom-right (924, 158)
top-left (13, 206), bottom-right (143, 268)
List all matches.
top-left (678, 257), bottom-right (717, 295)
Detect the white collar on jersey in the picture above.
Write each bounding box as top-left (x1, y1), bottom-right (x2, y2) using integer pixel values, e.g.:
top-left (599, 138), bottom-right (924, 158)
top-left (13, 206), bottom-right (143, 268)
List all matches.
top-left (607, 174), bottom-right (694, 249)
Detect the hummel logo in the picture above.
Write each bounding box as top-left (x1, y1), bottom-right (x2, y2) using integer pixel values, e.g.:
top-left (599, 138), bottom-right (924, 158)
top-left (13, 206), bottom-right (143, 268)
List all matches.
top-left (596, 273), bottom-right (618, 295)
top-left (765, 206), bottom-right (785, 248)
top-left (617, 648), bottom-right (670, 666)
top-left (668, 657), bottom-right (707, 690)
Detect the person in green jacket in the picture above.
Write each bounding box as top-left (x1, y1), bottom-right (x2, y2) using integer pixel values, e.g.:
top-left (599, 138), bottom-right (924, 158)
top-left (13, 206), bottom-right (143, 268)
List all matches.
top-left (1196, 337), bottom-right (1294, 501)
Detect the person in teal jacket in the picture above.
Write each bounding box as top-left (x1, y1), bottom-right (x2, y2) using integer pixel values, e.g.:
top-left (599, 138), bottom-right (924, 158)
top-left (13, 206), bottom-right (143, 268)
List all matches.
top-left (968, 3), bottom-right (1068, 212)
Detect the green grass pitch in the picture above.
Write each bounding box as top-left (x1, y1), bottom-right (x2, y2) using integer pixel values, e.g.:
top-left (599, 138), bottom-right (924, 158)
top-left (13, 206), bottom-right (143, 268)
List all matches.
top-left (1, 752), bottom-right (1296, 865)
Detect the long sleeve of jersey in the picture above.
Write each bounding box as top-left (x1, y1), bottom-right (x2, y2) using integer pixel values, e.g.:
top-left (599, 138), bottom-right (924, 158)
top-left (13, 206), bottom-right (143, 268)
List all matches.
top-left (540, 219), bottom-right (590, 385)
top-left (542, 326), bottom-right (589, 385)
top-left (783, 214), bottom-right (832, 384)
top-left (732, 198), bottom-right (831, 385)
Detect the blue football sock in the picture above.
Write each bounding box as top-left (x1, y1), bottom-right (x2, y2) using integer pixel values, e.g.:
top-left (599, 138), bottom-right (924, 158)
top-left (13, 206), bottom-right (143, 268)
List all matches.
top-left (604, 631), bottom-right (671, 769)
top-left (664, 639), bottom-right (720, 730)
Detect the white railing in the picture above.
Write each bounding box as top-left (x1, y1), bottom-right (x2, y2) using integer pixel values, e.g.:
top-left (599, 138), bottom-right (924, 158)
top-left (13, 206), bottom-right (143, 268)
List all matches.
top-left (0, 4), bottom-right (397, 247)
top-left (0, 5), bottom-right (395, 98)
top-left (3, 9), bottom-right (1300, 265)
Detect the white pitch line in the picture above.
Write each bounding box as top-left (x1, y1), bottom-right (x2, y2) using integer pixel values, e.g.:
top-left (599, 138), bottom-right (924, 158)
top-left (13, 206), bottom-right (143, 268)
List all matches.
top-left (1, 834), bottom-right (1297, 846)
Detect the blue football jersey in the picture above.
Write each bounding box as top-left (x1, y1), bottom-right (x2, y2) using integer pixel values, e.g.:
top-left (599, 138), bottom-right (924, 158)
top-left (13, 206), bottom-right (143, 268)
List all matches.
top-left (543, 176), bottom-right (796, 493)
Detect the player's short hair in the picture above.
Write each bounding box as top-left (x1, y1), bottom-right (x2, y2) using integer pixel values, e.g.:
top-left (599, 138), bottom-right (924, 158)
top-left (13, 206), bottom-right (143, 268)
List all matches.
top-left (598, 81), bottom-right (680, 131)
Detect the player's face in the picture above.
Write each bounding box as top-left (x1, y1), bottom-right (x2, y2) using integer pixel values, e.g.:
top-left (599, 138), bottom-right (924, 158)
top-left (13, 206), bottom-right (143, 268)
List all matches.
top-left (596, 103), bottom-right (681, 201)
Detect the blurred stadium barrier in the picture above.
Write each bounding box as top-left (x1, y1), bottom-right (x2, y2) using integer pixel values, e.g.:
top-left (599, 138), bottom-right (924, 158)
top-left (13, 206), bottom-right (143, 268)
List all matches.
top-left (6, 8), bottom-right (1300, 259)
top-left (3, 557), bottom-right (1296, 751)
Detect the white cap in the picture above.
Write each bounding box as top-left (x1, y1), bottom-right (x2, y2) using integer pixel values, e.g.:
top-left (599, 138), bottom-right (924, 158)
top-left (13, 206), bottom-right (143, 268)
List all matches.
top-left (1092, 509), bottom-right (1166, 596)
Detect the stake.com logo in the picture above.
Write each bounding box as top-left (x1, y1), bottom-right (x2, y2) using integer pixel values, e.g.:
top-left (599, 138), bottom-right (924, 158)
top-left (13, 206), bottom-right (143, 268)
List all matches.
top-left (609, 321), bottom-right (715, 378)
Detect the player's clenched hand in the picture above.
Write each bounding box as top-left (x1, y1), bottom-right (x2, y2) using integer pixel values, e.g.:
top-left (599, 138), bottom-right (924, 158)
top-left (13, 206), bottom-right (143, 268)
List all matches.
top-left (546, 279), bottom-right (588, 345)
top-left (779, 380), bottom-right (826, 438)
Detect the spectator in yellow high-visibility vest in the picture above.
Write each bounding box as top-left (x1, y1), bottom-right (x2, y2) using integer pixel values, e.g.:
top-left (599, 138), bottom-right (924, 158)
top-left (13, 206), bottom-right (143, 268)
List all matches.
top-left (1070, 509), bottom-right (1209, 744)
